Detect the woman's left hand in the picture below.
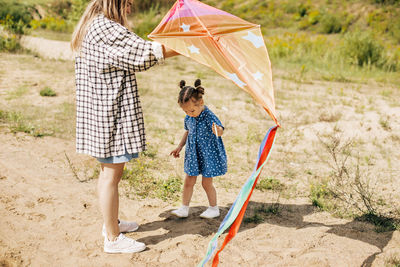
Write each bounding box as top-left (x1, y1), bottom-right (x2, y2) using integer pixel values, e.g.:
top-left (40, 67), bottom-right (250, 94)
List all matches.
top-left (212, 123), bottom-right (224, 137)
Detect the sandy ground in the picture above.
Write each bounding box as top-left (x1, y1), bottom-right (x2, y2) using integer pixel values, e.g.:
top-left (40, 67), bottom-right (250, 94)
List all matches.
top-left (0, 38), bottom-right (399, 266)
top-left (1, 132), bottom-right (400, 267)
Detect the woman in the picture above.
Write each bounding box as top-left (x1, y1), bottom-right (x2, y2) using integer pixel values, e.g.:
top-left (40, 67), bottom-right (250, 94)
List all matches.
top-left (71, 0), bottom-right (178, 253)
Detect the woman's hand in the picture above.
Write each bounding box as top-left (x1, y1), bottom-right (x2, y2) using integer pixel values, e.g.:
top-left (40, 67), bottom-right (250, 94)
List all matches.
top-left (170, 146), bottom-right (183, 158)
top-left (212, 123), bottom-right (224, 137)
top-left (162, 45), bottom-right (180, 58)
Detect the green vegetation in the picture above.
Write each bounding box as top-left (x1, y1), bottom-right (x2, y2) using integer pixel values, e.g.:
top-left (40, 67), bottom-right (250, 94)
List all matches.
top-left (244, 203), bottom-right (280, 224)
top-left (0, 109), bottom-right (52, 137)
top-left (256, 177), bottom-right (285, 192)
top-left (122, 159), bottom-right (183, 201)
top-left (0, 0), bottom-right (399, 84)
top-left (40, 87), bottom-right (57, 97)
top-left (312, 130), bottom-right (400, 231)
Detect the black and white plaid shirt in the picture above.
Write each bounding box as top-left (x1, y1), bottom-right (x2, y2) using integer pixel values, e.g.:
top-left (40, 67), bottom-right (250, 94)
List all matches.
top-left (75, 14), bottom-right (164, 158)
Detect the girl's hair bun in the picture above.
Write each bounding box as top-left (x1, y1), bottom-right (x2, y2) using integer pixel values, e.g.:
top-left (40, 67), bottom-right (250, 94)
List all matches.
top-left (194, 79), bottom-right (201, 88)
top-left (179, 80), bottom-right (186, 88)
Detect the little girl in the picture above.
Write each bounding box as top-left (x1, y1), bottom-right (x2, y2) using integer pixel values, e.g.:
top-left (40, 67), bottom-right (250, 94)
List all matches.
top-left (170, 79), bottom-right (227, 219)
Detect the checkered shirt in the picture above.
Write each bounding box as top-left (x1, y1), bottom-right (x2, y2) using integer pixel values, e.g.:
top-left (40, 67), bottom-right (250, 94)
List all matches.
top-left (74, 14), bottom-right (164, 158)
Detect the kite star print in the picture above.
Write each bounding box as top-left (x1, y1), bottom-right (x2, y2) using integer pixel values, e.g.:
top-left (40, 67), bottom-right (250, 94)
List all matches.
top-left (149, 0), bottom-right (279, 266)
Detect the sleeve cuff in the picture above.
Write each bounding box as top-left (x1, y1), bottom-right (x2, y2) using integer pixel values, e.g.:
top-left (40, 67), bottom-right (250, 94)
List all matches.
top-left (151, 41), bottom-right (164, 65)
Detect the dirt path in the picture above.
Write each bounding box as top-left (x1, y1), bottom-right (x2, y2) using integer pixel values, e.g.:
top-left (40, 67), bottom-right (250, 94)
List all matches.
top-left (20, 36), bottom-right (74, 61)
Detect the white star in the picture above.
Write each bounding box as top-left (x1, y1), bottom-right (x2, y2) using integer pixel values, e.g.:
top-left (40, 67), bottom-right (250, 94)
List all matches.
top-left (188, 45), bottom-right (200, 54)
top-left (227, 72), bottom-right (246, 87)
top-left (252, 71), bottom-right (264, 81)
top-left (242, 31), bottom-right (264, 48)
top-left (180, 23), bottom-right (191, 32)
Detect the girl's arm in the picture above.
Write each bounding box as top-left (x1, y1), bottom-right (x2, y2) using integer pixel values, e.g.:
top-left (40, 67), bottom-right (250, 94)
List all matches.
top-left (170, 131), bottom-right (189, 158)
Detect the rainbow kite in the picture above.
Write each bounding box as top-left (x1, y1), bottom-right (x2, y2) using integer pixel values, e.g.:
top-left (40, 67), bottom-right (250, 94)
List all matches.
top-left (149, 0), bottom-right (279, 265)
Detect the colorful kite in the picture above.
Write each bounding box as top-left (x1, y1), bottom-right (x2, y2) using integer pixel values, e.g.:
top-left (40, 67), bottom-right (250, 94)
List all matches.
top-left (149, 0), bottom-right (279, 265)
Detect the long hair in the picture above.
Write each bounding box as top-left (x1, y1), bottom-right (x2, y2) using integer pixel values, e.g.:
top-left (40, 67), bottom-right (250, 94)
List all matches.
top-left (71, 0), bottom-right (131, 51)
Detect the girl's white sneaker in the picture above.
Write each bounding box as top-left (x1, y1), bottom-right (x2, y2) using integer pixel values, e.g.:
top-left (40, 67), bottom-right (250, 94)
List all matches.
top-left (200, 206), bottom-right (220, 219)
top-left (171, 206), bottom-right (189, 217)
top-left (104, 233), bottom-right (145, 254)
top-left (102, 220), bottom-right (139, 237)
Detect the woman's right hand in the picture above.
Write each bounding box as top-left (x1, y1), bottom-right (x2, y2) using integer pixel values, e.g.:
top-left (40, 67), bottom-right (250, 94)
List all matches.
top-left (163, 45), bottom-right (180, 58)
top-left (170, 146), bottom-right (182, 158)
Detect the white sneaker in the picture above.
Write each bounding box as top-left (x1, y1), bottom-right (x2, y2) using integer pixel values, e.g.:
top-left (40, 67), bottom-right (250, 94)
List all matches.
top-left (104, 233), bottom-right (146, 254)
top-left (200, 206), bottom-right (220, 219)
top-left (171, 206), bottom-right (189, 218)
top-left (102, 220), bottom-right (139, 237)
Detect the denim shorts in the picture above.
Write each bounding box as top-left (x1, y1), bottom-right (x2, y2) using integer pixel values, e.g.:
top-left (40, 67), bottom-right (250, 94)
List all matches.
top-left (96, 152), bottom-right (139, 164)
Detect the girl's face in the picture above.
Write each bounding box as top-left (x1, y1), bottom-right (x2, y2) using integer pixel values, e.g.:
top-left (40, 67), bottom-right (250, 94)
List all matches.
top-left (180, 98), bottom-right (204, 117)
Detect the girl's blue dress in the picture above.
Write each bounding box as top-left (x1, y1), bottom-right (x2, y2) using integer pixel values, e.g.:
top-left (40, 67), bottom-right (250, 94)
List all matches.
top-left (184, 106), bottom-right (227, 177)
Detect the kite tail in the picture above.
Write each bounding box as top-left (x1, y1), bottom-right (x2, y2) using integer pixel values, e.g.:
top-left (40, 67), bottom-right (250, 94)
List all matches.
top-left (198, 125), bottom-right (278, 267)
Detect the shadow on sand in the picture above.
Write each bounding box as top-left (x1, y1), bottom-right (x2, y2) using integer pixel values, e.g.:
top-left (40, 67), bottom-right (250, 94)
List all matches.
top-left (135, 201), bottom-right (395, 266)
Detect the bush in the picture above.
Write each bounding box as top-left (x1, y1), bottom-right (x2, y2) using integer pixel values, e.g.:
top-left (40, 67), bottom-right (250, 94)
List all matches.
top-left (0, 14), bottom-right (26, 35)
top-left (0, 0), bottom-right (34, 25)
top-left (319, 13), bottom-right (343, 34)
top-left (50, 0), bottom-right (73, 20)
top-left (133, 5), bottom-right (163, 39)
top-left (30, 17), bottom-right (70, 32)
top-left (342, 31), bottom-right (384, 67)
top-left (0, 34), bottom-right (20, 52)
top-left (372, 0), bottom-right (400, 4)
top-left (40, 87), bottom-right (57, 97)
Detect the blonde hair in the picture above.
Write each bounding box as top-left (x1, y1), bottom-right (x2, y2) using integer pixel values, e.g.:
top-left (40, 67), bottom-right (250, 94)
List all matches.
top-left (71, 0), bottom-right (131, 51)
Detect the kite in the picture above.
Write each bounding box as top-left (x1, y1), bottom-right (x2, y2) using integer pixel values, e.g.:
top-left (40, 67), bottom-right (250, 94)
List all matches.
top-left (149, 0), bottom-right (279, 265)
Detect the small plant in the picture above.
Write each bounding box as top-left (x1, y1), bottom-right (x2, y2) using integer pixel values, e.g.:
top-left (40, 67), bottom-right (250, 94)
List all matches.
top-left (319, 111), bottom-right (342, 122)
top-left (40, 87), bottom-right (57, 97)
top-left (385, 254), bottom-right (400, 267)
top-left (310, 180), bottom-right (333, 210)
top-left (379, 116), bottom-right (391, 131)
top-left (244, 203), bottom-right (281, 224)
top-left (314, 129), bottom-right (400, 227)
top-left (256, 177), bottom-right (285, 192)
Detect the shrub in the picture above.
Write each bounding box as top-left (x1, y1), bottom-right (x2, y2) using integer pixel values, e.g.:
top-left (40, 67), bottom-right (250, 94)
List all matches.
top-left (133, 4), bottom-right (164, 39)
top-left (0, 0), bottom-right (34, 25)
top-left (372, 0), bottom-right (400, 4)
top-left (342, 31), bottom-right (384, 67)
top-left (40, 87), bottom-right (57, 97)
top-left (256, 177), bottom-right (285, 191)
top-left (319, 13), bottom-right (343, 34)
top-left (30, 17), bottom-right (70, 32)
top-left (0, 15), bottom-right (26, 35)
top-left (50, 0), bottom-right (73, 20)
top-left (0, 34), bottom-right (20, 52)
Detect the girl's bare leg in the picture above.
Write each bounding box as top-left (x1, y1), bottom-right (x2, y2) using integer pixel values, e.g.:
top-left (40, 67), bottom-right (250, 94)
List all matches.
top-left (97, 162), bottom-right (125, 241)
top-left (201, 177), bottom-right (217, 207)
top-left (182, 175), bottom-right (197, 206)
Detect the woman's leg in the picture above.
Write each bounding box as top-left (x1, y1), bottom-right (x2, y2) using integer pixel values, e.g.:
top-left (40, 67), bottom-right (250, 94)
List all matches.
top-left (97, 162), bottom-right (125, 241)
top-left (182, 175), bottom-right (197, 206)
top-left (201, 177), bottom-right (217, 207)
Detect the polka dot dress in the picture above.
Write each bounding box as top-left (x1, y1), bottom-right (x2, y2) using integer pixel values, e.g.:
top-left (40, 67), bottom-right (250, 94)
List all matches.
top-left (184, 106), bottom-right (227, 177)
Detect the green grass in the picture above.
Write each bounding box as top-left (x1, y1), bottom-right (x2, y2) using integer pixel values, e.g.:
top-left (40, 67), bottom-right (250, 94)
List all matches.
top-left (6, 86), bottom-right (29, 100)
top-left (256, 177), bottom-right (285, 192)
top-left (244, 203), bottom-right (281, 224)
top-left (122, 158), bottom-right (183, 201)
top-left (40, 87), bottom-right (57, 97)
